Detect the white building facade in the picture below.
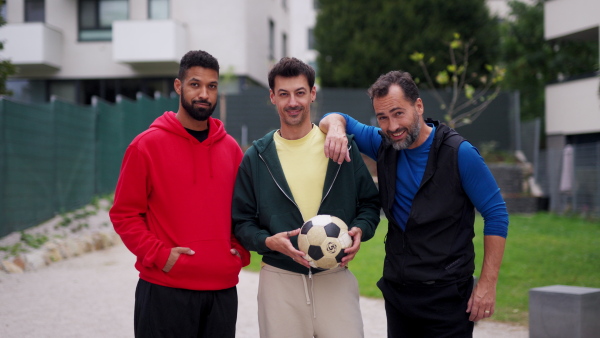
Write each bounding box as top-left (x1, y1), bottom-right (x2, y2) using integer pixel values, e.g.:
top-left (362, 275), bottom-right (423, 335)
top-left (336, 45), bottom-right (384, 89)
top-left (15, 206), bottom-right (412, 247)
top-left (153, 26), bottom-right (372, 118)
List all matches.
top-left (0, 0), bottom-right (318, 104)
top-left (544, 0), bottom-right (600, 144)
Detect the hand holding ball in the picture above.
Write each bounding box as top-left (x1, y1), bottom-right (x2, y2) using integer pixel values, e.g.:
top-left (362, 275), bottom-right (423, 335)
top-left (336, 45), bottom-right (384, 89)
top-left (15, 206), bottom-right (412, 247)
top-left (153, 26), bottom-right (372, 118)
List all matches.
top-left (297, 215), bottom-right (352, 270)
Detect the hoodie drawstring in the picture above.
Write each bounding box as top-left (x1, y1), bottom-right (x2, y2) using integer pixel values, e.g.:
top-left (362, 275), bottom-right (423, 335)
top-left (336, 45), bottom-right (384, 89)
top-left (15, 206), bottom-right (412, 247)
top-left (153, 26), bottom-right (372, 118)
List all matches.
top-left (301, 269), bottom-right (316, 319)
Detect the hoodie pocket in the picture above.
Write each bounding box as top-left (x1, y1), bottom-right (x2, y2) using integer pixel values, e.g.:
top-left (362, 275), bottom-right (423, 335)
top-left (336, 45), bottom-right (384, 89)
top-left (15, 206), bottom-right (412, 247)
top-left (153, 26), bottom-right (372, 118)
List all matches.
top-left (166, 239), bottom-right (242, 282)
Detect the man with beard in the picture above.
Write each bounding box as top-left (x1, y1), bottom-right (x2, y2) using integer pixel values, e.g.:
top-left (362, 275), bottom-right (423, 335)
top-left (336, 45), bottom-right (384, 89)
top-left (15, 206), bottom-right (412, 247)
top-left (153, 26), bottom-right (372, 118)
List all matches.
top-left (110, 50), bottom-right (250, 338)
top-left (232, 57), bottom-right (380, 337)
top-left (319, 71), bottom-right (509, 337)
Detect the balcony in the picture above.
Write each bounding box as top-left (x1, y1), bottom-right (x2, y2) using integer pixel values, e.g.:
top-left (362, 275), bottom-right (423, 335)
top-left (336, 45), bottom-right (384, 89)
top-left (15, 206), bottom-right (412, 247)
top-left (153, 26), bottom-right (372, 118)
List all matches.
top-left (545, 74), bottom-right (600, 136)
top-left (0, 23), bottom-right (63, 73)
top-left (545, 0), bottom-right (599, 41)
top-left (113, 20), bottom-right (187, 71)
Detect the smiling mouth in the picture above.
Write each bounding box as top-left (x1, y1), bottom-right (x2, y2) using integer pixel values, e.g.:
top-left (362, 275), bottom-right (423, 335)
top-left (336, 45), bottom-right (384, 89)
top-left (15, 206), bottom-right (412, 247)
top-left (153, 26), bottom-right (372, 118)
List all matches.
top-left (389, 130), bottom-right (406, 139)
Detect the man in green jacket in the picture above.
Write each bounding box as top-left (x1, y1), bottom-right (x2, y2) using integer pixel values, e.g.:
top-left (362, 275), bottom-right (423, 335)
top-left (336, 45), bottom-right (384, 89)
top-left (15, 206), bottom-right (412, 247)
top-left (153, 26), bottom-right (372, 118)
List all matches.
top-left (232, 57), bottom-right (380, 338)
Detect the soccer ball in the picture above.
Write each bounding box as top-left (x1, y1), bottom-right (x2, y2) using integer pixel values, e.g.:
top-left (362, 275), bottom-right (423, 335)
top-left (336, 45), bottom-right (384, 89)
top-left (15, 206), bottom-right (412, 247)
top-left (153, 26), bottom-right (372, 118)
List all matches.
top-left (297, 215), bottom-right (353, 270)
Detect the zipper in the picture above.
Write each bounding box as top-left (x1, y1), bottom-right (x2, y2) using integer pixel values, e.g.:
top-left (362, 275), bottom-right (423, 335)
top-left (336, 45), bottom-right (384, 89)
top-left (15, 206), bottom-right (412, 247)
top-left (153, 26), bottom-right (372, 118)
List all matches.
top-left (320, 145), bottom-right (348, 204)
top-left (258, 153), bottom-right (301, 212)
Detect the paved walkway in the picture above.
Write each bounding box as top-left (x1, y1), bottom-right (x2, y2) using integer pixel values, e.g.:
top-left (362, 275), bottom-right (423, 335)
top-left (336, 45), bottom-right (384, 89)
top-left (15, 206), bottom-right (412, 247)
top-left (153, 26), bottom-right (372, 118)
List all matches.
top-left (0, 239), bottom-right (528, 337)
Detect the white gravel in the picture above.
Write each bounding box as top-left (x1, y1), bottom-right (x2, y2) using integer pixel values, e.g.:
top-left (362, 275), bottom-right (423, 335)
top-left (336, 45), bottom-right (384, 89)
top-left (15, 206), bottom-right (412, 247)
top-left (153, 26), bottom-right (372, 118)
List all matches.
top-left (0, 209), bottom-right (528, 337)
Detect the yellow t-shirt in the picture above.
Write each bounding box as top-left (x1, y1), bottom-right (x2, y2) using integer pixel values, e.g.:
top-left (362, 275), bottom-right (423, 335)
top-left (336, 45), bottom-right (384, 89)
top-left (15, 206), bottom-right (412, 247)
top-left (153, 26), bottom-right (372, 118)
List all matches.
top-left (274, 125), bottom-right (329, 222)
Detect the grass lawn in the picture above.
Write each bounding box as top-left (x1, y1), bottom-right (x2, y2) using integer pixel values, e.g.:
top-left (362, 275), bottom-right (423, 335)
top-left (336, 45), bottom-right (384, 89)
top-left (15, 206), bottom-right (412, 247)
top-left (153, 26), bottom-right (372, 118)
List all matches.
top-left (244, 213), bottom-right (600, 325)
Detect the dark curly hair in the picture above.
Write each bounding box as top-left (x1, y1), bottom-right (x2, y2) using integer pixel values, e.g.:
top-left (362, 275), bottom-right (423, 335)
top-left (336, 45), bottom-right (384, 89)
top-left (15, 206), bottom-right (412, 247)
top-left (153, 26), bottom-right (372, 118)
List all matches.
top-left (178, 50), bottom-right (220, 80)
top-left (367, 71), bottom-right (419, 104)
top-left (268, 57), bottom-right (315, 90)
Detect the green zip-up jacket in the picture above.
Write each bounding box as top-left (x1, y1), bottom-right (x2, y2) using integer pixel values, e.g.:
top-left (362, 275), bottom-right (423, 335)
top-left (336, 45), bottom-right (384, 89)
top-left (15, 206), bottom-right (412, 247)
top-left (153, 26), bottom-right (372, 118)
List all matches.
top-left (232, 130), bottom-right (381, 275)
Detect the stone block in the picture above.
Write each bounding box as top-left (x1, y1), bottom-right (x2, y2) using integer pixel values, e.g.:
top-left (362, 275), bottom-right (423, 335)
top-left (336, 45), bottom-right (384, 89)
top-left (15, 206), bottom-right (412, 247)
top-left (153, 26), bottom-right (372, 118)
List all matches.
top-left (529, 285), bottom-right (600, 338)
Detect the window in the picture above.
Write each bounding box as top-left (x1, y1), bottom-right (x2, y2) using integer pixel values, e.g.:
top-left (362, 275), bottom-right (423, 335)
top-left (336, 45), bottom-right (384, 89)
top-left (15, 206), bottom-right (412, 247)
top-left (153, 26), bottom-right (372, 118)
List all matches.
top-left (78, 0), bottom-right (128, 41)
top-left (313, 0), bottom-right (320, 10)
top-left (282, 33), bottom-right (287, 57)
top-left (269, 19), bottom-right (275, 61)
top-left (281, 0), bottom-right (287, 11)
top-left (25, 0), bottom-right (45, 22)
top-left (149, 0), bottom-right (169, 19)
top-left (308, 28), bottom-right (315, 50)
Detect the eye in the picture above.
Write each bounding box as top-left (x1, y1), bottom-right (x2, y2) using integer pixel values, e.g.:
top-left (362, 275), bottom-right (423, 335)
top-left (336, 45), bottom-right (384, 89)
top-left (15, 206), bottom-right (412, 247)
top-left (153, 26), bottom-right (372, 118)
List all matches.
top-left (209, 84), bottom-right (218, 89)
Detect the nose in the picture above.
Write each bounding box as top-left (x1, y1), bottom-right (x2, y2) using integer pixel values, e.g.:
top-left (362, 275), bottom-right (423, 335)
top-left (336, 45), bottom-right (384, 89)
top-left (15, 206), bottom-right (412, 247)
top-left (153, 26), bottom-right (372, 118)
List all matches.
top-left (198, 86), bottom-right (209, 100)
top-left (288, 94), bottom-right (298, 106)
top-left (389, 117), bottom-right (401, 132)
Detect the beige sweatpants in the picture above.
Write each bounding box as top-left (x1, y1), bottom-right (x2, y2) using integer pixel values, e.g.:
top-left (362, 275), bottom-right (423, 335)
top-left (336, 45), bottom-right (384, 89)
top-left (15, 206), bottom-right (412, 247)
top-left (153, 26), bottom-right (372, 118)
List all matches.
top-left (257, 264), bottom-right (364, 338)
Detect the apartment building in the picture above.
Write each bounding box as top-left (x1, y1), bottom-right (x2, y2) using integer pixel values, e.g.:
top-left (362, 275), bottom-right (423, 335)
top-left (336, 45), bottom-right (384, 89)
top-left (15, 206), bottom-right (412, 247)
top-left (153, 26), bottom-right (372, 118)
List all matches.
top-left (544, 0), bottom-right (600, 146)
top-left (543, 0), bottom-right (599, 212)
top-left (0, 0), bottom-right (318, 104)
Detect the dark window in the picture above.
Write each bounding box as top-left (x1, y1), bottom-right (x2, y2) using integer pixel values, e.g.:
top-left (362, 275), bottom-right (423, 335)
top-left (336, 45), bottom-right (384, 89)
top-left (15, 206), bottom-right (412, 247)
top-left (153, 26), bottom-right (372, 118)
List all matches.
top-left (282, 33), bottom-right (287, 57)
top-left (78, 0), bottom-right (128, 41)
top-left (269, 19), bottom-right (275, 61)
top-left (308, 28), bottom-right (315, 50)
top-left (25, 0), bottom-right (45, 22)
top-left (148, 0), bottom-right (168, 19)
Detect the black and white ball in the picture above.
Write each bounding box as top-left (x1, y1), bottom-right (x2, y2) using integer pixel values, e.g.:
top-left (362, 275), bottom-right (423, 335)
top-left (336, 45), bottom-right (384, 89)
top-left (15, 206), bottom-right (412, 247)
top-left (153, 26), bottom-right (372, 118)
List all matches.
top-left (298, 215), bottom-right (353, 270)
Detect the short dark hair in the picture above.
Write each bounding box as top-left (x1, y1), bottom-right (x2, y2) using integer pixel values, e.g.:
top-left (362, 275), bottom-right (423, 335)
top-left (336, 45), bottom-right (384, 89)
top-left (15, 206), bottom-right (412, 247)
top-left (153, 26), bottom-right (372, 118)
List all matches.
top-left (178, 50), bottom-right (220, 80)
top-left (367, 71), bottom-right (419, 104)
top-left (268, 57), bottom-right (316, 90)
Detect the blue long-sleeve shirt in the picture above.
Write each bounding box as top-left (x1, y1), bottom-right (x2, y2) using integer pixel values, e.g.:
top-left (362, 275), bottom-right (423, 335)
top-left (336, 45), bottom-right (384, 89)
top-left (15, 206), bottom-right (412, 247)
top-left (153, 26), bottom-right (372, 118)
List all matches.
top-left (324, 113), bottom-right (508, 238)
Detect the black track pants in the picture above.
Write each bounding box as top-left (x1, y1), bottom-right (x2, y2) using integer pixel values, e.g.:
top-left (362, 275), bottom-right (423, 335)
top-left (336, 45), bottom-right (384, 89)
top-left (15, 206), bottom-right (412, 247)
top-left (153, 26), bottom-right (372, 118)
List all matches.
top-left (134, 279), bottom-right (238, 338)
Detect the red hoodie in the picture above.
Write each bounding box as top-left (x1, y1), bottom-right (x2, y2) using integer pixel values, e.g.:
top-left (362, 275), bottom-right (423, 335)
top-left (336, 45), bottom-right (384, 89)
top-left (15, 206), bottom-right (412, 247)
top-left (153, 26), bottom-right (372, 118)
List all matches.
top-left (110, 112), bottom-right (250, 291)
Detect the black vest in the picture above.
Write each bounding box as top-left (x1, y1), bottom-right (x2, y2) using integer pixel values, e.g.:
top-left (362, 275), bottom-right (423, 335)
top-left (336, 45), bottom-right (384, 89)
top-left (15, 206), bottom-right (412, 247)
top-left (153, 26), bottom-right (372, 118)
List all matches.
top-left (377, 119), bottom-right (475, 285)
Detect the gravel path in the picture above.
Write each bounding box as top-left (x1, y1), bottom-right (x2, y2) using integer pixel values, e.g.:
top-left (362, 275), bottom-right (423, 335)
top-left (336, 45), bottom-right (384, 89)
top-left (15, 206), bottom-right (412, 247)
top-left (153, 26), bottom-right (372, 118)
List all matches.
top-left (0, 210), bottom-right (528, 337)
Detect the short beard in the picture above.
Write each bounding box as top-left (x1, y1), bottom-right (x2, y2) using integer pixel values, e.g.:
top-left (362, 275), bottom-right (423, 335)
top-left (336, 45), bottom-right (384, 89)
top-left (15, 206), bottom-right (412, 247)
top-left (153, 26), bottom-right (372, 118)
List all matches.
top-left (181, 91), bottom-right (217, 122)
top-left (384, 111), bottom-right (421, 151)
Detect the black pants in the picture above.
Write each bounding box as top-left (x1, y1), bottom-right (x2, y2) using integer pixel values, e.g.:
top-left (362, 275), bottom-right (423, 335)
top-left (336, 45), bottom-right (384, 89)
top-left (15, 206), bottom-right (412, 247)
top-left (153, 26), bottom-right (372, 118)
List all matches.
top-left (377, 277), bottom-right (474, 338)
top-left (134, 279), bottom-right (238, 338)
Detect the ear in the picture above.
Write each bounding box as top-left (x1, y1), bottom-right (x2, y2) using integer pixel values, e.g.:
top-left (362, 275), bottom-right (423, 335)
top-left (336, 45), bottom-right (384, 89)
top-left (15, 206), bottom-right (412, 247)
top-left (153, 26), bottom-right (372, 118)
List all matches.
top-left (310, 86), bottom-right (317, 102)
top-left (174, 78), bottom-right (182, 96)
top-left (269, 89), bottom-right (275, 105)
top-left (415, 98), bottom-right (424, 116)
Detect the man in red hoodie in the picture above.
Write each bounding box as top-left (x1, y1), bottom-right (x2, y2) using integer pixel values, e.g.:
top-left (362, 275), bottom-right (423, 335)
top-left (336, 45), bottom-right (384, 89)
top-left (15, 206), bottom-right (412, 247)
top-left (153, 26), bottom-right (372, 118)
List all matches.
top-left (110, 50), bottom-right (250, 338)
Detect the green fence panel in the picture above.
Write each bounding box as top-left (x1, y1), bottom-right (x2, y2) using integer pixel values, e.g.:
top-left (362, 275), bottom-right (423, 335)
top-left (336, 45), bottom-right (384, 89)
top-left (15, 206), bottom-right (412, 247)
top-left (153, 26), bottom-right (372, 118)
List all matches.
top-left (118, 97), bottom-right (145, 148)
top-left (0, 99), bottom-right (56, 237)
top-left (154, 96), bottom-right (179, 117)
top-left (95, 99), bottom-right (124, 196)
top-left (52, 99), bottom-right (96, 213)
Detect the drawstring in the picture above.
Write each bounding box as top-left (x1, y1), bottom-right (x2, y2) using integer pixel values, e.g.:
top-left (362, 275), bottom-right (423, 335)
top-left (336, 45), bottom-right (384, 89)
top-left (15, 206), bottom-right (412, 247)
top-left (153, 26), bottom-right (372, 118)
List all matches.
top-left (301, 269), bottom-right (316, 319)
top-left (309, 269), bottom-right (316, 318)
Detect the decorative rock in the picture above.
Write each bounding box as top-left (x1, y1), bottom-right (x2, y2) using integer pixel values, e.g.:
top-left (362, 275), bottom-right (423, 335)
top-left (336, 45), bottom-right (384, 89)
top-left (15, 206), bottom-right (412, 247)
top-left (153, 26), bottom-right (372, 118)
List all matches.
top-left (22, 250), bottom-right (48, 271)
top-left (12, 256), bottom-right (26, 271)
top-left (92, 232), bottom-right (113, 250)
top-left (1, 260), bottom-right (24, 273)
top-left (43, 242), bottom-right (63, 263)
top-left (79, 235), bottom-right (95, 253)
top-left (66, 238), bottom-right (83, 257)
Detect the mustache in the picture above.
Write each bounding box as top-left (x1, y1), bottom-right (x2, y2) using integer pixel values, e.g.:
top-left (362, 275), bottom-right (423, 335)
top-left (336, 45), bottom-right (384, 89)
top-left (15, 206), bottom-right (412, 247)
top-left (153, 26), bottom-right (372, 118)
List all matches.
top-left (284, 106), bottom-right (303, 112)
top-left (192, 99), bottom-right (211, 107)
